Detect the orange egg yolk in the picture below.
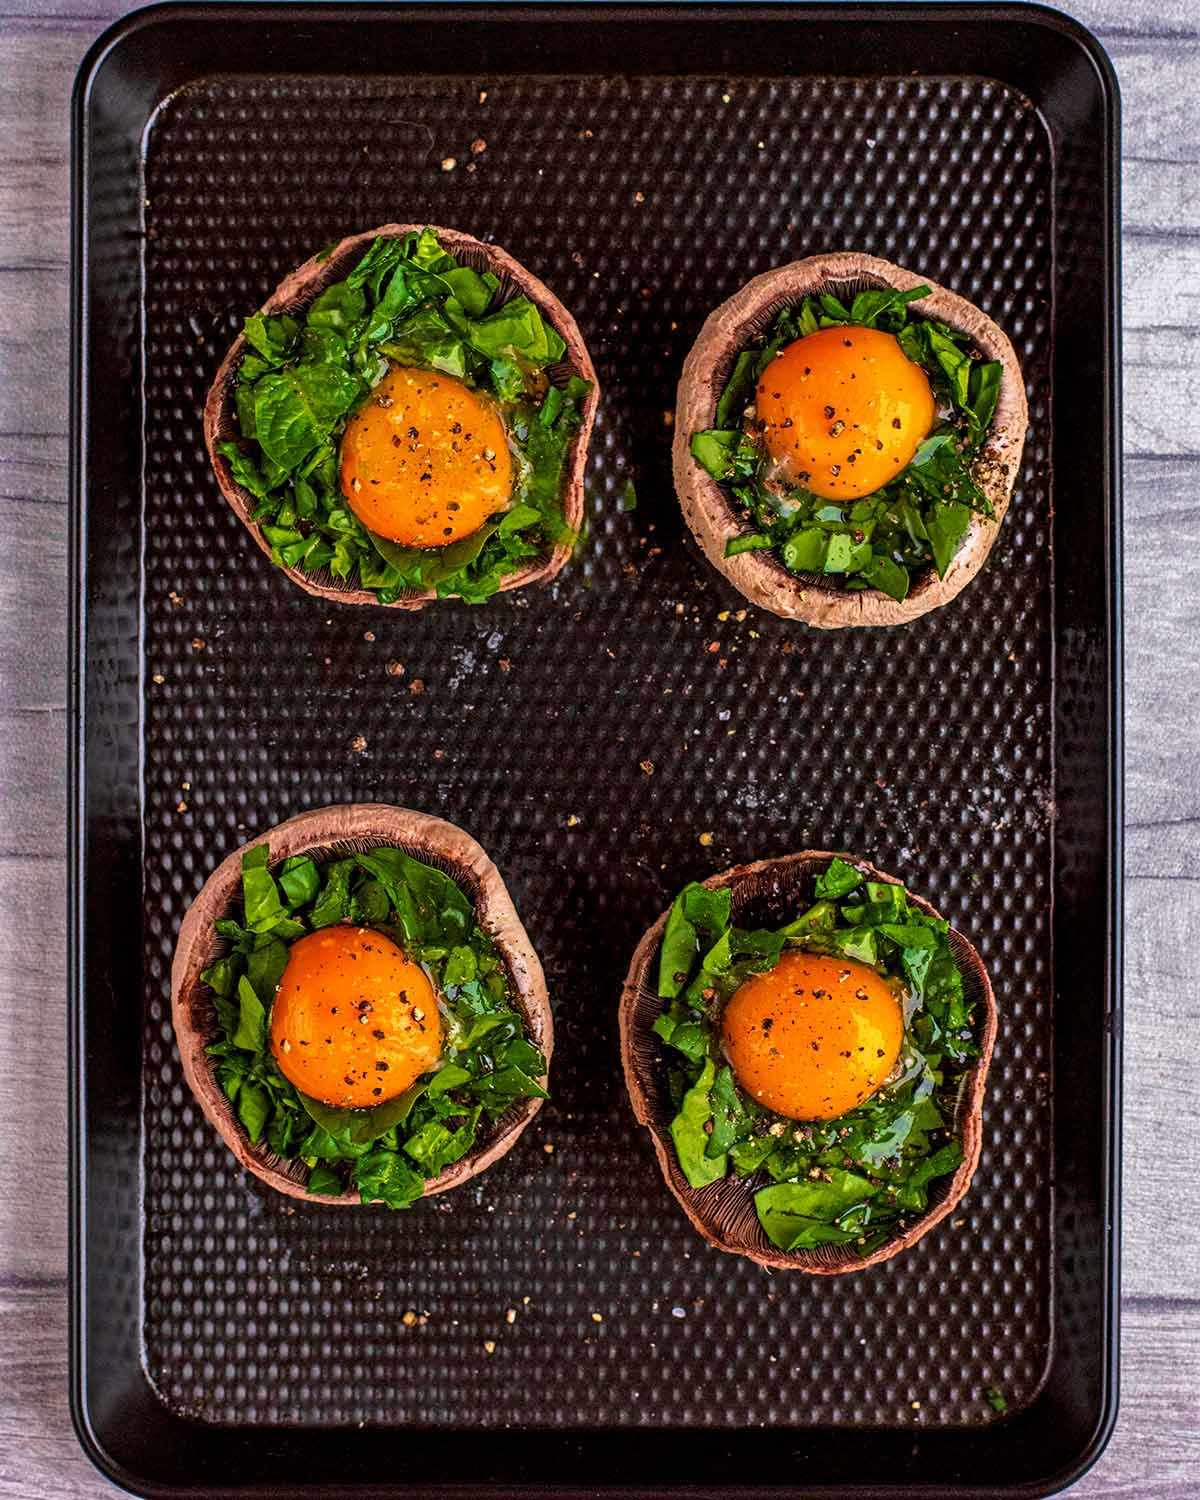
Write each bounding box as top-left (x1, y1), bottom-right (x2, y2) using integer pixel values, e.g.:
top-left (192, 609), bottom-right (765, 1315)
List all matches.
top-left (721, 950), bottom-right (904, 1121)
top-left (338, 364), bottom-right (513, 548)
top-left (269, 926), bottom-right (442, 1108)
top-left (756, 326), bottom-right (935, 500)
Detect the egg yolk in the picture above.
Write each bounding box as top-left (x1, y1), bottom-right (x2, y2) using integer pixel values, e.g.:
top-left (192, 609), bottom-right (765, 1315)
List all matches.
top-left (338, 364), bottom-right (513, 548)
top-left (756, 326), bottom-right (935, 500)
top-left (269, 926), bottom-right (442, 1109)
top-left (721, 951), bottom-right (904, 1121)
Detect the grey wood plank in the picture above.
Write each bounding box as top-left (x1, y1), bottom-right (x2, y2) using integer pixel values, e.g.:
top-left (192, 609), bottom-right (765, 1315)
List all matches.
top-left (0, 437), bottom-right (1195, 868)
top-left (0, 1280), bottom-right (1195, 1500)
top-left (3, 30), bottom-right (1200, 451)
top-left (1112, 38), bottom-right (1200, 160)
top-left (0, 1284), bottom-right (107, 1500)
top-left (0, 856), bottom-right (67, 1287)
top-left (1124, 457), bottom-right (1200, 849)
top-left (1123, 877), bottom-right (1200, 1297)
top-left (11, 430), bottom-right (1189, 872)
top-left (0, 25), bottom-right (77, 269)
top-left (0, 435), bottom-right (66, 508)
top-left (5, 0), bottom-right (1200, 39)
top-left (0, 266), bottom-right (67, 441)
top-left (1082, 1300), bottom-right (1200, 1497)
top-left (0, 490), bottom-right (66, 859)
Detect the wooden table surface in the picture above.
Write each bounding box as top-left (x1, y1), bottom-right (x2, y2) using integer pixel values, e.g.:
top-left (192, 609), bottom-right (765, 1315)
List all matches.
top-left (1, 1), bottom-right (1197, 1494)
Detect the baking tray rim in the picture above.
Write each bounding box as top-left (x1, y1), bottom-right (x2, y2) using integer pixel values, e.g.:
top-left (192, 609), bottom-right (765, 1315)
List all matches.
top-left (67, 3), bottom-right (1123, 1496)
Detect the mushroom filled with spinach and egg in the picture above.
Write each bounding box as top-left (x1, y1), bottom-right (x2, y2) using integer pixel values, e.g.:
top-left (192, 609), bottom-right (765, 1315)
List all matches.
top-left (619, 853), bottom-right (995, 1272)
top-left (205, 224), bottom-right (598, 607)
top-left (674, 251), bottom-right (1028, 626)
top-left (171, 804), bottom-right (551, 1206)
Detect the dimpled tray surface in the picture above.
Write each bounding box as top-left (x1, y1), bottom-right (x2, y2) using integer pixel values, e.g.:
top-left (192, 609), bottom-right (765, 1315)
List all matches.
top-left (71, 7), bottom-right (1120, 1497)
top-left (144, 64), bottom-right (1051, 1426)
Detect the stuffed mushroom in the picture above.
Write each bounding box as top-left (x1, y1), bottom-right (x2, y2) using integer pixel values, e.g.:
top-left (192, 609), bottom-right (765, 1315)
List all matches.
top-left (674, 251), bottom-right (1027, 626)
top-left (206, 224), bottom-right (598, 607)
top-left (172, 804), bottom-right (551, 1206)
top-left (620, 852), bottom-right (995, 1272)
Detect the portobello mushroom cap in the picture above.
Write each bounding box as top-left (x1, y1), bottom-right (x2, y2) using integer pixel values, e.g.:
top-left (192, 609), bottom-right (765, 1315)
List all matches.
top-left (172, 803), bottom-right (552, 1204)
top-left (673, 251), bottom-right (1029, 627)
top-left (619, 851), bottom-right (996, 1273)
top-left (205, 224), bottom-right (599, 608)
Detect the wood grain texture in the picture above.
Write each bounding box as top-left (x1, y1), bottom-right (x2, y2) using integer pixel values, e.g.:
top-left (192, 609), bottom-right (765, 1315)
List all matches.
top-left (0, 2), bottom-right (1197, 1496)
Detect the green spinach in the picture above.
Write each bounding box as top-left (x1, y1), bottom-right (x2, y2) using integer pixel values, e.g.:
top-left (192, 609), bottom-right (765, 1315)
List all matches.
top-left (690, 288), bottom-right (1004, 601)
top-left (201, 841), bottom-right (546, 1207)
top-left (219, 227), bottom-right (591, 604)
top-left (652, 859), bottom-right (975, 1254)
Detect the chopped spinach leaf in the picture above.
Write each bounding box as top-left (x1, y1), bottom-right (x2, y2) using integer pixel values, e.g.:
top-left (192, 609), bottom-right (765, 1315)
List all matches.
top-left (657, 883), bottom-right (731, 998)
top-left (236, 1080), bottom-right (271, 1145)
top-left (669, 1057), bottom-right (728, 1188)
top-left (307, 1163), bottom-right (343, 1196)
top-left (755, 1170), bottom-right (882, 1251)
top-left (232, 975), bottom-right (266, 1052)
top-left (278, 854), bottom-right (320, 909)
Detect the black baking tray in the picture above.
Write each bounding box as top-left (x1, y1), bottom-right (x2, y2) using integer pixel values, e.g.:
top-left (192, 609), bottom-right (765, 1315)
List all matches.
top-left (69, 4), bottom-right (1122, 1496)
